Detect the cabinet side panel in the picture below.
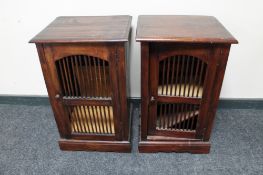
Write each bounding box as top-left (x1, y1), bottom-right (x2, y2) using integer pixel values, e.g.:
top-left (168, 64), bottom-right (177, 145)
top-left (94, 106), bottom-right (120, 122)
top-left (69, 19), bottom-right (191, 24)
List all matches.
top-left (195, 46), bottom-right (218, 139)
top-left (116, 44), bottom-right (129, 140)
top-left (141, 43), bottom-right (150, 140)
top-left (203, 44), bottom-right (231, 141)
top-left (108, 45), bottom-right (122, 140)
top-left (148, 43), bottom-right (158, 134)
top-left (36, 44), bottom-right (71, 138)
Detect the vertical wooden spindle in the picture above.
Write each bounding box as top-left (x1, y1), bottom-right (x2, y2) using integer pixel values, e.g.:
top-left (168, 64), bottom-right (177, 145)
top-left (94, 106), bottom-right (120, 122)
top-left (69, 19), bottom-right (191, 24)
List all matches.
top-left (110, 106), bottom-right (115, 133)
top-left (62, 58), bottom-right (71, 96)
top-left (179, 103), bottom-right (185, 130)
top-left (80, 106), bottom-right (88, 132)
top-left (170, 56), bottom-right (176, 96)
top-left (196, 61), bottom-right (205, 97)
top-left (185, 104), bottom-right (191, 130)
top-left (74, 56), bottom-right (81, 96)
top-left (175, 56), bottom-right (180, 96)
top-left (97, 59), bottom-right (103, 97)
top-left (65, 57), bottom-right (74, 96)
top-left (80, 106), bottom-right (90, 132)
top-left (165, 57), bottom-right (171, 95)
top-left (98, 105), bottom-right (105, 133)
top-left (87, 56), bottom-right (94, 97)
top-left (87, 106), bottom-right (96, 133)
top-left (184, 56), bottom-right (190, 96)
top-left (192, 104), bottom-right (197, 130)
top-left (175, 103), bottom-right (179, 130)
top-left (179, 55), bottom-right (185, 96)
top-left (171, 104), bottom-right (175, 130)
top-left (104, 106), bottom-right (110, 134)
top-left (95, 106), bottom-right (102, 133)
top-left (161, 61), bottom-right (166, 95)
top-left (101, 106), bottom-right (108, 134)
top-left (66, 106), bottom-right (74, 132)
top-left (192, 59), bottom-right (200, 97)
top-left (107, 106), bottom-right (113, 134)
top-left (58, 61), bottom-right (68, 96)
top-left (70, 56), bottom-right (79, 97)
top-left (92, 57), bottom-right (99, 97)
top-left (159, 104), bottom-right (163, 129)
top-left (75, 106), bottom-right (84, 132)
top-left (167, 103), bottom-right (172, 129)
top-left (102, 61), bottom-right (108, 97)
top-left (84, 105), bottom-right (93, 133)
top-left (83, 56), bottom-right (91, 97)
top-left (188, 57), bottom-right (195, 97)
top-left (77, 56), bottom-right (86, 97)
top-left (91, 106), bottom-right (99, 133)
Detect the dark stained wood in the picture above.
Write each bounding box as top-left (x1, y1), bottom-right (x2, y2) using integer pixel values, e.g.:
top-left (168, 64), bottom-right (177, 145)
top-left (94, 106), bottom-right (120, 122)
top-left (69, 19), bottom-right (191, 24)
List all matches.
top-left (139, 141), bottom-right (210, 154)
top-left (157, 96), bottom-right (201, 104)
top-left (147, 135), bottom-right (201, 141)
top-left (140, 42), bottom-right (150, 140)
top-left (108, 46), bottom-right (122, 140)
top-left (203, 45), bottom-right (231, 141)
top-left (36, 44), bottom-right (71, 138)
top-left (136, 15), bottom-right (238, 44)
top-left (30, 16), bottom-right (132, 43)
top-left (195, 45), bottom-right (218, 139)
top-left (59, 139), bottom-right (131, 152)
top-left (70, 133), bottom-right (115, 140)
top-left (137, 15), bottom-right (238, 153)
top-left (153, 129), bottom-right (196, 139)
top-left (31, 16), bottom-right (132, 152)
top-left (148, 44), bottom-right (158, 134)
top-left (62, 97), bottom-right (112, 106)
top-left (116, 44), bottom-right (129, 140)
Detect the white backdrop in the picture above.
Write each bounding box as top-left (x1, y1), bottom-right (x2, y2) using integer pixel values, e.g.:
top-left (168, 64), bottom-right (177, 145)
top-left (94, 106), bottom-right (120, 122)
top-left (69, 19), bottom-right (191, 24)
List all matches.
top-left (0, 0), bottom-right (263, 98)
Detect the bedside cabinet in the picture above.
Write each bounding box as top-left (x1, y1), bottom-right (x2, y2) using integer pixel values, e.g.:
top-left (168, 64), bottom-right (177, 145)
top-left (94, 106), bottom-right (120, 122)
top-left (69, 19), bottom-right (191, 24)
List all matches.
top-left (136, 15), bottom-right (238, 153)
top-left (30, 16), bottom-right (132, 152)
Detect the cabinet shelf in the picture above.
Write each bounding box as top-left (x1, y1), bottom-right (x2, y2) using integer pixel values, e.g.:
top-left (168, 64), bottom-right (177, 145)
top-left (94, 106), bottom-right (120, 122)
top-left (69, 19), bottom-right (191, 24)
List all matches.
top-left (70, 105), bottom-right (115, 134)
top-left (158, 84), bottom-right (203, 97)
top-left (157, 110), bottom-right (199, 130)
top-left (56, 55), bottom-right (111, 98)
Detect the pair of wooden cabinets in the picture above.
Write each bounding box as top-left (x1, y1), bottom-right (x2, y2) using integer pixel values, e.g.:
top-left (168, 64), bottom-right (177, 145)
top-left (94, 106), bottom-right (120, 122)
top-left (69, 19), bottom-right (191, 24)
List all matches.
top-left (30, 15), bottom-right (237, 153)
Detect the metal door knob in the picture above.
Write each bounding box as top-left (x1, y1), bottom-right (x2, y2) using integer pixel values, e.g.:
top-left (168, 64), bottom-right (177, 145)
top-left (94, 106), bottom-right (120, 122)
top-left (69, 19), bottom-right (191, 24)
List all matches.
top-left (55, 94), bottom-right (60, 99)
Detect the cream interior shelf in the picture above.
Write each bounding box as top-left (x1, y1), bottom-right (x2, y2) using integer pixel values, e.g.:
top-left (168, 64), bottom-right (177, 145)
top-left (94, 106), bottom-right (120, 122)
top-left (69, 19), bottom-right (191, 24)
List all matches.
top-left (158, 84), bottom-right (203, 97)
top-left (157, 110), bottom-right (199, 129)
top-left (70, 106), bottom-right (115, 134)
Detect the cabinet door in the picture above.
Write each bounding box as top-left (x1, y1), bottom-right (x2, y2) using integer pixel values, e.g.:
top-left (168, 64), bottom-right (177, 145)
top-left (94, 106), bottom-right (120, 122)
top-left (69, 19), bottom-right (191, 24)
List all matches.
top-left (148, 43), bottom-right (217, 139)
top-left (43, 43), bottom-right (121, 141)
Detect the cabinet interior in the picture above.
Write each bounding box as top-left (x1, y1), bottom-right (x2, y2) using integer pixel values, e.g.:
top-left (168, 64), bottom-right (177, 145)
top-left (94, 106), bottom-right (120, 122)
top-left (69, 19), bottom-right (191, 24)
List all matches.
top-left (55, 55), bottom-right (115, 135)
top-left (158, 55), bottom-right (207, 98)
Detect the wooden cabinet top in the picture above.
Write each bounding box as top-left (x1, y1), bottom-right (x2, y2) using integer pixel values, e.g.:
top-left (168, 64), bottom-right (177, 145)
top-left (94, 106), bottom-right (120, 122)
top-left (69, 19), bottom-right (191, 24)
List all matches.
top-left (30, 16), bottom-right (132, 43)
top-left (136, 15), bottom-right (238, 44)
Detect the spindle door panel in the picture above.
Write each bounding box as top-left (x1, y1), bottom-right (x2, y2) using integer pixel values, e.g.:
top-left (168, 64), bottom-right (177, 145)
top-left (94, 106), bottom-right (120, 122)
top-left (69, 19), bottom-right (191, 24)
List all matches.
top-left (148, 44), bottom-right (216, 139)
top-left (43, 44), bottom-right (120, 140)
